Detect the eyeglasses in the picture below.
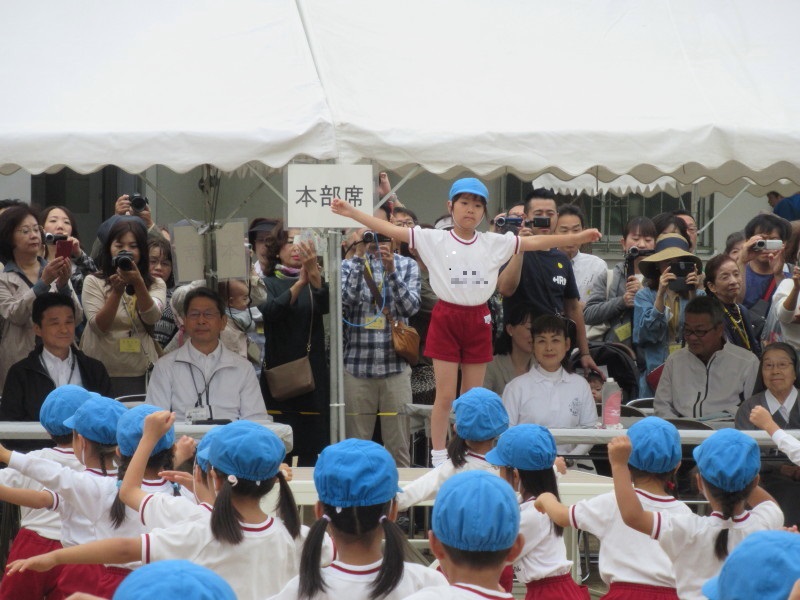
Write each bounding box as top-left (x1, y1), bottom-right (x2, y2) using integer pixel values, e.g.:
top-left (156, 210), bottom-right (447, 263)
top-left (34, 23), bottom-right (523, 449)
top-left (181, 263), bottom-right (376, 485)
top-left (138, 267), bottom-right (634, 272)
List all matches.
top-left (186, 310), bottom-right (221, 320)
top-left (392, 219), bottom-right (415, 227)
top-left (763, 361), bottom-right (793, 371)
top-left (149, 259), bottom-right (172, 268)
top-left (15, 226), bottom-right (41, 236)
top-left (683, 328), bottom-right (714, 339)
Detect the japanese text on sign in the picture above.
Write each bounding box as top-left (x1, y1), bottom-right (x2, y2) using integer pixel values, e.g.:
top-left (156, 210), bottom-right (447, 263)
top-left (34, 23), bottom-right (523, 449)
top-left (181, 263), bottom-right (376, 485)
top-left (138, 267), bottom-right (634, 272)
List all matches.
top-left (286, 164), bottom-right (373, 228)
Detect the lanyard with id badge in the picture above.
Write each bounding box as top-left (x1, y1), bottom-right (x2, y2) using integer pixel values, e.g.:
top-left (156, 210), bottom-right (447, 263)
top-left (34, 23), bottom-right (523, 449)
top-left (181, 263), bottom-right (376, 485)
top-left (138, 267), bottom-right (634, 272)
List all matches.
top-left (120, 294), bottom-right (143, 354)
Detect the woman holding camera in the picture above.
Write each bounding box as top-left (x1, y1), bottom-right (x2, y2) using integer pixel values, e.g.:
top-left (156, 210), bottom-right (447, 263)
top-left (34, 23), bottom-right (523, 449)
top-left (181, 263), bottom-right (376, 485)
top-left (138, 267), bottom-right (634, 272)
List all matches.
top-left (39, 205), bottom-right (97, 297)
top-left (704, 254), bottom-right (761, 356)
top-left (0, 205), bottom-right (80, 389)
top-left (80, 219), bottom-right (166, 396)
top-left (633, 233), bottom-right (703, 397)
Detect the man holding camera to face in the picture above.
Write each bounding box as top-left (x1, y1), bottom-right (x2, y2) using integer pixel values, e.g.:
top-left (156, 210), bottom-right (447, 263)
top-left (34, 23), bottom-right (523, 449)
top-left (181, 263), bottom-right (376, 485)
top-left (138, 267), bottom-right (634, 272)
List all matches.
top-left (89, 195), bottom-right (166, 262)
top-left (341, 227), bottom-right (421, 467)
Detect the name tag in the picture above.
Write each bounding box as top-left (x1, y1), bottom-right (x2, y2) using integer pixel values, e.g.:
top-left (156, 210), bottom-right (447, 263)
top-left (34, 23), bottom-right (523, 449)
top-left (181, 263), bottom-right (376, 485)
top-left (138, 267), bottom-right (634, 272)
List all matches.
top-left (668, 343), bottom-right (682, 355)
top-left (365, 315), bottom-right (386, 330)
top-left (613, 322), bottom-right (632, 342)
top-left (186, 405), bottom-right (211, 423)
top-left (119, 337), bottom-right (141, 353)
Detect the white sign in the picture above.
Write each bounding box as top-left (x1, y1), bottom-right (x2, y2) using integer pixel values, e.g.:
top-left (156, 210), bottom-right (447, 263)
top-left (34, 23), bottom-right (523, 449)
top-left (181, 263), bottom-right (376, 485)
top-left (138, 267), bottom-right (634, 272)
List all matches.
top-left (214, 219), bottom-right (249, 281)
top-left (287, 164), bottom-right (373, 228)
top-left (171, 223), bottom-right (205, 284)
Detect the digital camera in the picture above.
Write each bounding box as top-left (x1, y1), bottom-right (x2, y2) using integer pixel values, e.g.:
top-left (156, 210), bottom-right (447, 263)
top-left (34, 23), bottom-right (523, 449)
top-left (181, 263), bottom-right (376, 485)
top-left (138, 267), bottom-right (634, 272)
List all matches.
top-left (111, 250), bottom-right (135, 271)
top-left (531, 216), bottom-right (551, 229)
top-left (494, 215), bottom-right (529, 234)
top-left (754, 239), bottom-right (783, 251)
top-left (44, 233), bottom-right (68, 244)
top-left (362, 231), bottom-right (392, 244)
top-left (130, 194), bottom-right (149, 213)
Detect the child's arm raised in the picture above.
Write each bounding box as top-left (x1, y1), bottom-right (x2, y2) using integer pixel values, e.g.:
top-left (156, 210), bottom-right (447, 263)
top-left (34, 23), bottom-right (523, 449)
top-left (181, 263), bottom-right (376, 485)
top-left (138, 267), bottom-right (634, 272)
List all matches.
top-left (119, 411), bottom-right (175, 512)
top-left (750, 405), bottom-right (780, 436)
top-left (518, 228), bottom-right (601, 253)
top-left (609, 436), bottom-right (655, 535)
top-left (746, 480), bottom-right (778, 508)
top-left (331, 198), bottom-right (411, 244)
top-left (534, 492), bottom-right (571, 528)
top-left (0, 486), bottom-right (55, 510)
top-left (751, 405), bottom-right (800, 465)
top-left (5, 537), bottom-right (141, 575)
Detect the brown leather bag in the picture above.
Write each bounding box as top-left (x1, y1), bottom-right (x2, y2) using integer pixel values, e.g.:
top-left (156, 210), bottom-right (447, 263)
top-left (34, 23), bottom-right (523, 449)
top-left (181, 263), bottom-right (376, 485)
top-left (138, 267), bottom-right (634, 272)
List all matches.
top-left (363, 264), bottom-right (420, 366)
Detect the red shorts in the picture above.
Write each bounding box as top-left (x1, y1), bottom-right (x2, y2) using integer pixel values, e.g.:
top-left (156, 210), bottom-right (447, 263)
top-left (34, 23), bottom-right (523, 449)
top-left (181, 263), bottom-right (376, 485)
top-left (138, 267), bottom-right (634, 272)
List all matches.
top-left (0, 528), bottom-right (62, 600)
top-left (499, 564), bottom-right (514, 593)
top-left (602, 582), bottom-right (679, 600)
top-left (95, 566), bottom-right (132, 598)
top-left (425, 301), bottom-right (493, 364)
top-left (55, 564), bottom-right (107, 599)
top-left (525, 573), bottom-right (590, 600)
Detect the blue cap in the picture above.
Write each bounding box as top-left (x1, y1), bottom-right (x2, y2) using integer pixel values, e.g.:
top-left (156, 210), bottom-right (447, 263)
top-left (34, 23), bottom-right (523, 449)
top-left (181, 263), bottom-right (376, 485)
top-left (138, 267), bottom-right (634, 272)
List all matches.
top-left (702, 530), bottom-right (800, 600)
top-left (205, 421), bottom-right (285, 481)
top-left (433, 470), bottom-right (519, 551)
top-left (116, 405), bottom-right (175, 457)
top-left (314, 439), bottom-right (398, 508)
top-left (693, 429), bottom-right (760, 493)
top-left (39, 385), bottom-right (97, 437)
top-left (63, 396), bottom-right (127, 446)
top-left (195, 426), bottom-right (224, 472)
top-left (628, 417), bottom-right (681, 473)
top-left (449, 177), bottom-right (488, 203)
top-left (113, 559), bottom-right (235, 600)
top-left (486, 424), bottom-right (557, 471)
top-left (453, 388), bottom-right (508, 442)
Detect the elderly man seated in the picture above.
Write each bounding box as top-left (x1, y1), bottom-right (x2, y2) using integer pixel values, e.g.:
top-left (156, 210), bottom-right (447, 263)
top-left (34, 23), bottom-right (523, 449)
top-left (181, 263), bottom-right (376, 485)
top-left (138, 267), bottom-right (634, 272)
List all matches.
top-left (655, 296), bottom-right (759, 418)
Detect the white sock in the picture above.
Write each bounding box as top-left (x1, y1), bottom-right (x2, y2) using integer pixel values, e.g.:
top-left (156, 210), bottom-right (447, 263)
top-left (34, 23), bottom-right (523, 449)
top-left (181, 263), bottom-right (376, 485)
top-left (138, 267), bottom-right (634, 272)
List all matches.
top-left (431, 448), bottom-right (448, 467)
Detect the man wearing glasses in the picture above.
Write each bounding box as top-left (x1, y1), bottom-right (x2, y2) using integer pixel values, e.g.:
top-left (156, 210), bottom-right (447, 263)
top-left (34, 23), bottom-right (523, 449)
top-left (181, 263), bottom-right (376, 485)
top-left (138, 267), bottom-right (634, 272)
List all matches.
top-left (654, 296), bottom-right (759, 418)
top-left (145, 287), bottom-right (269, 423)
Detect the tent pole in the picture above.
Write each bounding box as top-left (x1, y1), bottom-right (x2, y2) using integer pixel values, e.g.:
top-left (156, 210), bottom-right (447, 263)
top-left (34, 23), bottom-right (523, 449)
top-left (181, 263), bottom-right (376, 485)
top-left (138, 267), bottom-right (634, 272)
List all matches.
top-left (247, 165), bottom-right (288, 204)
top-left (376, 165), bottom-right (422, 209)
top-left (697, 182), bottom-right (752, 235)
top-left (327, 230), bottom-right (345, 444)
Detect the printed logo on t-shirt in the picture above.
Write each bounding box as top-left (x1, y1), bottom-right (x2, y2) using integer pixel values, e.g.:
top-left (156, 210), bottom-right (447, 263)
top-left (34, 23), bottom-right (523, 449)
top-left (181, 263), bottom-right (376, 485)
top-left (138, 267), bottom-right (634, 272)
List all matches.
top-left (449, 267), bottom-right (490, 287)
top-left (553, 275), bottom-right (567, 286)
top-left (569, 397), bottom-right (581, 416)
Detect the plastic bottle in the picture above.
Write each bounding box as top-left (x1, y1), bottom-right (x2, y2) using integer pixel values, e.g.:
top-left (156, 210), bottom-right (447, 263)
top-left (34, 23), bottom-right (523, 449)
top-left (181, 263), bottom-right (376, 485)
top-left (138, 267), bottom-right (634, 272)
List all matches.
top-left (601, 378), bottom-right (623, 429)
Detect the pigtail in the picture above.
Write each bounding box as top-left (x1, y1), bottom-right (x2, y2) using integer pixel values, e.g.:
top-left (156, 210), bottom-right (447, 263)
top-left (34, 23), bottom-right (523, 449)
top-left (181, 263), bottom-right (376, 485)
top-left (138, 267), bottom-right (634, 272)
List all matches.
top-left (275, 471), bottom-right (300, 539)
top-left (210, 475), bottom-right (243, 545)
top-left (110, 448), bottom-right (175, 529)
top-left (97, 443), bottom-right (118, 476)
top-left (446, 434), bottom-right (468, 468)
top-left (370, 508), bottom-right (408, 600)
top-left (297, 516), bottom-right (330, 600)
top-left (705, 479), bottom-right (756, 560)
top-left (519, 468), bottom-right (563, 537)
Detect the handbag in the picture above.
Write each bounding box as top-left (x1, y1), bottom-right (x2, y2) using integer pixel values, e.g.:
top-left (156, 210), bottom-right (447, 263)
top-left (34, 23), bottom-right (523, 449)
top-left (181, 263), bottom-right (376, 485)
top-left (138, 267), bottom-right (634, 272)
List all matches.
top-left (263, 287), bottom-right (316, 400)
top-left (363, 263), bottom-right (421, 366)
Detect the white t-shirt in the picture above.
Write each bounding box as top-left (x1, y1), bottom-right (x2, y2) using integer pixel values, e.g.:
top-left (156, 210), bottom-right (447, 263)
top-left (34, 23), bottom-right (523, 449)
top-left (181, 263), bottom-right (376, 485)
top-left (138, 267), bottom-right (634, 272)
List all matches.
top-left (772, 429), bottom-right (800, 464)
top-left (514, 499), bottom-right (572, 582)
top-left (652, 500), bottom-right (784, 600)
top-left (502, 366), bottom-right (597, 455)
top-left (142, 515), bottom-right (298, 600)
top-left (570, 489), bottom-right (690, 587)
top-left (267, 559), bottom-right (447, 600)
top-left (409, 228), bottom-right (519, 306)
top-left (396, 452), bottom-right (499, 511)
top-left (571, 251), bottom-right (608, 304)
top-left (404, 583), bottom-right (515, 600)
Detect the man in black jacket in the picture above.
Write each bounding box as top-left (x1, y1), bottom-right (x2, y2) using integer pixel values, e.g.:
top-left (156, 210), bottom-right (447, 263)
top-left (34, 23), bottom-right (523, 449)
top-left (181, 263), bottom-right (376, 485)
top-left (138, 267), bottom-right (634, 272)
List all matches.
top-left (0, 293), bottom-right (112, 421)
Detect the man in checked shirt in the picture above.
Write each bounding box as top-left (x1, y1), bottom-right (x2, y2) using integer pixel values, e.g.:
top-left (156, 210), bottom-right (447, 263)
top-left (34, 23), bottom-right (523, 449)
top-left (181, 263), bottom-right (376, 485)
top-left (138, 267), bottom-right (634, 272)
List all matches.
top-left (341, 228), bottom-right (421, 467)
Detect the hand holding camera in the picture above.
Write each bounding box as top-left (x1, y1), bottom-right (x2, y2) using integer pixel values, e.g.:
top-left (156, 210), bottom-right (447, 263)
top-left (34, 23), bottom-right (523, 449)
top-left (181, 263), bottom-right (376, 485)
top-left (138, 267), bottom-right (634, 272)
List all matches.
top-left (41, 256), bottom-right (71, 287)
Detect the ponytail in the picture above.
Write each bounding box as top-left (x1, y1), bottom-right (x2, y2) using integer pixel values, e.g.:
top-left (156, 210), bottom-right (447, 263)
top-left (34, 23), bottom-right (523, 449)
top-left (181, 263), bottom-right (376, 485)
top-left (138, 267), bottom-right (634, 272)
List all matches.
top-left (110, 448), bottom-right (174, 529)
top-left (372, 513), bottom-right (407, 600)
top-left (275, 471), bottom-right (300, 539)
top-left (298, 516), bottom-right (330, 600)
top-left (704, 478), bottom-right (757, 560)
top-left (446, 435), bottom-right (468, 468)
top-left (209, 469), bottom-right (280, 545)
top-left (518, 468), bottom-right (563, 537)
top-left (210, 475), bottom-right (242, 544)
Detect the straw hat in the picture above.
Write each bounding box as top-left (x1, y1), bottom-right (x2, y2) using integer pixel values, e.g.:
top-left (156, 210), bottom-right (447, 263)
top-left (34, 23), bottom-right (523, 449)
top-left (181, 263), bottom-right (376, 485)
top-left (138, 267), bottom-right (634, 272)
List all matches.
top-left (638, 233), bottom-right (702, 281)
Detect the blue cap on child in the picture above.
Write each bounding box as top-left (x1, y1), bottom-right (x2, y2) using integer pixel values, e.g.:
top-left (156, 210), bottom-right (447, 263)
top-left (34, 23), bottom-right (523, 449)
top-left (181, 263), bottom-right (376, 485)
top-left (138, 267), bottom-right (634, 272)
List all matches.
top-left (204, 421), bottom-right (285, 481)
top-left (449, 177), bottom-right (489, 203)
top-left (433, 470), bottom-right (519, 551)
top-left (628, 417), bottom-right (681, 473)
top-left (314, 438), bottom-right (398, 508)
top-left (692, 429), bottom-right (760, 493)
top-left (453, 387), bottom-right (508, 442)
top-left (113, 559), bottom-right (235, 600)
top-left (195, 426), bottom-right (224, 472)
top-left (39, 385), bottom-right (97, 437)
top-left (485, 424), bottom-right (557, 471)
top-left (702, 530), bottom-right (800, 600)
top-left (116, 405), bottom-right (175, 457)
top-left (63, 396), bottom-right (127, 446)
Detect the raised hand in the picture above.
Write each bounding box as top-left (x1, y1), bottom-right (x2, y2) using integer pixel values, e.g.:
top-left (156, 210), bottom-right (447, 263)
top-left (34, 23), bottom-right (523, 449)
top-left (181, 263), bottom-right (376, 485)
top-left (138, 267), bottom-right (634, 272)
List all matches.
top-left (750, 405), bottom-right (779, 435)
top-left (607, 436), bottom-right (633, 467)
top-left (579, 228), bottom-right (602, 244)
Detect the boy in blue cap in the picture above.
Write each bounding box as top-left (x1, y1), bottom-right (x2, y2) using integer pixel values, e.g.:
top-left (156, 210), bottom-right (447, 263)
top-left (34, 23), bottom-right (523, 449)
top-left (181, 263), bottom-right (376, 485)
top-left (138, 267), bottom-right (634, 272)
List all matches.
top-left (332, 180), bottom-right (601, 467)
top-left (610, 428), bottom-right (784, 600)
top-left (404, 470), bottom-right (523, 600)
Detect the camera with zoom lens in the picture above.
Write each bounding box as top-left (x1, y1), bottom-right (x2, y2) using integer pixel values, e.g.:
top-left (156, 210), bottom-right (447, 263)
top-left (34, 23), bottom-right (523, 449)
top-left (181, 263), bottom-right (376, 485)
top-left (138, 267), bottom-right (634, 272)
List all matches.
top-left (362, 231), bottom-right (392, 244)
top-left (111, 250), bottom-right (135, 271)
top-left (129, 194), bottom-right (149, 213)
top-left (625, 247), bottom-right (655, 259)
top-left (754, 239), bottom-right (783, 251)
top-left (494, 215), bottom-right (524, 234)
top-left (44, 233), bottom-right (68, 244)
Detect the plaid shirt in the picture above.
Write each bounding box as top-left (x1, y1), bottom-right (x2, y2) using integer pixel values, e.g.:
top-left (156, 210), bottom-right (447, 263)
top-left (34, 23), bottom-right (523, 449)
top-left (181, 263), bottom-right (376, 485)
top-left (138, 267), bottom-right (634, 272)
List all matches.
top-left (342, 254), bottom-right (421, 378)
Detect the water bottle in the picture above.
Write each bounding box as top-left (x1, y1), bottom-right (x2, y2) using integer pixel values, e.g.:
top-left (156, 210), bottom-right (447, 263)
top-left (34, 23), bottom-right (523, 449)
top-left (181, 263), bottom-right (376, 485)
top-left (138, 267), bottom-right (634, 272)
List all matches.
top-left (601, 377), bottom-right (623, 429)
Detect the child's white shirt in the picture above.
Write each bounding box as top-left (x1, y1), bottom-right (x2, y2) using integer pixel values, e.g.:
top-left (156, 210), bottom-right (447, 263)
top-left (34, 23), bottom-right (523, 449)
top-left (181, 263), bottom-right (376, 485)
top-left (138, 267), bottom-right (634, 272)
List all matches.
top-left (267, 558), bottom-right (447, 600)
top-left (771, 429), bottom-right (800, 464)
top-left (142, 515), bottom-right (298, 600)
top-left (502, 367), bottom-right (597, 455)
top-left (396, 452), bottom-right (499, 511)
top-left (652, 500), bottom-right (784, 600)
top-left (409, 228), bottom-right (519, 306)
top-left (514, 498), bottom-right (572, 582)
top-left (404, 582), bottom-right (515, 600)
top-left (570, 488), bottom-right (690, 587)
top-left (0, 446), bottom-right (83, 542)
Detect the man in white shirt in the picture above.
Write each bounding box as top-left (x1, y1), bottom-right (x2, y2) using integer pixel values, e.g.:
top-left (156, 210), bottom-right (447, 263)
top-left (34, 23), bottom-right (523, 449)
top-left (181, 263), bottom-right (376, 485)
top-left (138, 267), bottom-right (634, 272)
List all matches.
top-left (146, 288), bottom-right (269, 422)
top-left (555, 204), bottom-right (608, 305)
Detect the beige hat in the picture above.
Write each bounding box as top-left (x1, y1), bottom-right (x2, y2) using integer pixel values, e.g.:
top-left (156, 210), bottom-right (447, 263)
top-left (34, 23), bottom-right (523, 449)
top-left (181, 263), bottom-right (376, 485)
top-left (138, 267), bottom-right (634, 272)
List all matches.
top-left (638, 233), bottom-right (702, 281)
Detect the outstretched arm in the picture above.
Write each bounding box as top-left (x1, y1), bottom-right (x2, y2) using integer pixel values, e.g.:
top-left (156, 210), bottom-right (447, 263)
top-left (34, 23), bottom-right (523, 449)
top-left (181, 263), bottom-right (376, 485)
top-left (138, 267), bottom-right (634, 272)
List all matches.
top-left (534, 492), bottom-right (571, 528)
top-left (0, 486), bottom-right (54, 510)
top-left (6, 537), bottom-right (141, 575)
top-left (120, 411), bottom-right (176, 512)
top-left (331, 198), bottom-right (411, 243)
top-left (609, 436), bottom-right (654, 535)
top-left (518, 228), bottom-right (601, 253)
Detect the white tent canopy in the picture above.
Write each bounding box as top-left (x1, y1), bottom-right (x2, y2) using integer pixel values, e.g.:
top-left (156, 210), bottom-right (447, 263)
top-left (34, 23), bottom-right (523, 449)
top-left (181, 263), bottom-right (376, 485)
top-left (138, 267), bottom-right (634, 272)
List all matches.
top-left (1, 0), bottom-right (799, 186)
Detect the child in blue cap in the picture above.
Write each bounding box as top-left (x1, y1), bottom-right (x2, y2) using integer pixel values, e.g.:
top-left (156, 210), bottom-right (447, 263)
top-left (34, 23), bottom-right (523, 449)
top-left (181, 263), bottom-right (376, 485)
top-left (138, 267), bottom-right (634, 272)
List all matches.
top-left (536, 416), bottom-right (690, 599)
top-left (397, 387), bottom-right (508, 510)
top-left (404, 470), bottom-right (523, 600)
top-left (485, 424), bottom-right (589, 600)
top-left (114, 559), bottom-right (236, 600)
top-left (269, 438), bottom-right (446, 600)
top-left (332, 182), bottom-right (601, 467)
top-left (610, 428), bottom-right (784, 600)
top-left (8, 419), bottom-right (301, 600)
top-left (0, 385), bottom-right (90, 600)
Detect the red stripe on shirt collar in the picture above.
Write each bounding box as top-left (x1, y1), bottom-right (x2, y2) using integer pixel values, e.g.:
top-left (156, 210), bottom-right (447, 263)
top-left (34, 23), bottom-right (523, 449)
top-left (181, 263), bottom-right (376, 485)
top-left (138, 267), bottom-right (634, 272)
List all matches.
top-left (635, 489), bottom-right (677, 503)
top-left (466, 451), bottom-right (487, 462)
top-left (449, 230), bottom-right (478, 245)
top-left (141, 478), bottom-right (168, 487)
top-left (52, 447), bottom-right (75, 455)
top-left (329, 561), bottom-right (381, 576)
top-left (85, 468), bottom-right (115, 477)
top-left (240, 516), bottom-right (274, 532)
top-left (452, 583), bottom-right (514, 599)
top-left (711, 511), bottom-right (750, 523)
